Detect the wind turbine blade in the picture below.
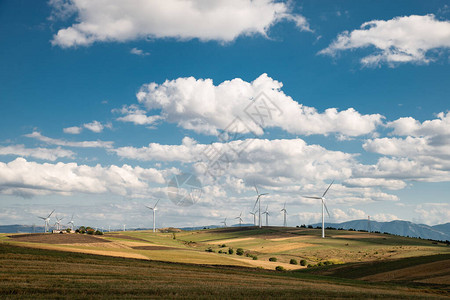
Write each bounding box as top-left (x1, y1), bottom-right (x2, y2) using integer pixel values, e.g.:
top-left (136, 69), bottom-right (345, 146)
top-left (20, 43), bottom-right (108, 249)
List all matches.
top-left (322, 199), bottom-right (331, 218)
top-left (47, 209), bottom-right (55, 219)
top-left (253, 198), bottom-right (259, 211)
top-left (145, 205), bottom-right (154, 210)
top-left (322, 180), bottom-right (334, 197)
top-left (283, 201), bottom-right (286, 210)
top-left (254, 184), bottom-right (259, 195)
top-left (260, 193), bottom-right (269, 196)
top-left (302, 196), bottom-right (322, 199)
top-left (154, 199), bottom-right (160, 208)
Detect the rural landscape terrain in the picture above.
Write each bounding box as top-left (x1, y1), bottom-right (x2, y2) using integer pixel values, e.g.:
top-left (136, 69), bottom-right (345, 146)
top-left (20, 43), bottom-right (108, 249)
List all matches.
top-left (1, 227), bottom-right (449, 299)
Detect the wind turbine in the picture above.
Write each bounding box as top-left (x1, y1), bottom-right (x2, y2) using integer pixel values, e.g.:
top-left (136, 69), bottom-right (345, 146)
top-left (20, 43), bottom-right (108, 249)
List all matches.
top-left (145, 199), bottom-right (160, 233)
top-left (38, 209), bottom-right (55, 233)
top-left (281, 202), bottom-right (288, 227)
top-left (249, 211), bottom-right (256, 226)
top-left (54, 216), bottom-right (63, 231)
top-left (235, 212), bottom-right (243, 227)
top-left (67, 214), bottom-right (75, 230)
top-left (123, 224), bottom-right (126, 232)
top-left (253, 185), bottom-right (268, 228)
top-left (220, 217), bottom-right (227, 227)
top-left (262, 205), bottom-right (269, 226)
top-left (303, 180), bottom-right (334, 238)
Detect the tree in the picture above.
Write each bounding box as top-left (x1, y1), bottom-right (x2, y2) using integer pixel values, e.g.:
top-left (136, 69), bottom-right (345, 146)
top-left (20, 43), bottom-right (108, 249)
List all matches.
top-left (228, 248), bottom-right (234, 255)
top-left (236, 248), bottom-right (244, 256)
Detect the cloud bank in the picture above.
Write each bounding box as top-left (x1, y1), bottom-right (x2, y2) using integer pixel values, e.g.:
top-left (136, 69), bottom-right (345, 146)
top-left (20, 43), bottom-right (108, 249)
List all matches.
top-left (51, 0), bottom-right (310, 47)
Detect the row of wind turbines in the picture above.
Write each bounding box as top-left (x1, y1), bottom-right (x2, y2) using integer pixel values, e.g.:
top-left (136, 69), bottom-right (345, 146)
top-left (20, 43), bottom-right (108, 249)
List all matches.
top-left (37, 181), bottom-right (334, 238)
top-left (222, 181), bottom-right (334, 238)
top-left (37, 210), bottom-right (75, 232)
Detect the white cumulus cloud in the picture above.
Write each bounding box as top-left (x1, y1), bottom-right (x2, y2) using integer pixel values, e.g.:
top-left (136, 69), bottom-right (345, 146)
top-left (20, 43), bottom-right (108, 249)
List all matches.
top-left (50, 0), bottom-right (310, 47)
top-left (0, 145), bottom-right (74, 161)
top-left (0, 157), bottom-right (171, 198)
top-left (320, 14), bottom-right (450, 66)
top-left (63, 126), bottom-right (82, 134)
top-left (83, 120), bottom-right (104, 133)
top-left (135, 73), bottom-right (383, 136)
top-left (25, 131), bottom-right (114, 149)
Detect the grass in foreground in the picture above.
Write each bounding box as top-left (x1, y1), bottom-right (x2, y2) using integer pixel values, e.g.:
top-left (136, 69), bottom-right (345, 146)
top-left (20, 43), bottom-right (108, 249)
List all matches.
top-left (0, 243), bottom-right (448, 299)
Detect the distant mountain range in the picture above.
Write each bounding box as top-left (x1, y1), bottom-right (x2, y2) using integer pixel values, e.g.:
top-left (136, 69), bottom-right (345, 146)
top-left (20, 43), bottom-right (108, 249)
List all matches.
top-left (310, 220), bottom-right (450, 241)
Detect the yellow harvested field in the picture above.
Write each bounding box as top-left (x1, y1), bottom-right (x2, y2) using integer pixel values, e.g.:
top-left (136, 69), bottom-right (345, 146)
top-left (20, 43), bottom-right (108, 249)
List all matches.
top-left (249, 242), bottom-right (313, 253)
top-left (208, 237), bottom-right (255, 245)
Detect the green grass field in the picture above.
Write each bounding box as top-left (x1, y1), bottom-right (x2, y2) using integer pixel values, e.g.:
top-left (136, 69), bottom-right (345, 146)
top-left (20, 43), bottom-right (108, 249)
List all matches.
top-left (1, 227), bottom-right (449, 298)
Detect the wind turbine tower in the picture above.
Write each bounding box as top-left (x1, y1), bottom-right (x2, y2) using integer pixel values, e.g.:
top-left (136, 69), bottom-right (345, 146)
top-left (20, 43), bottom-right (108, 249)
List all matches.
top-left (303, 180), bottom-right (334, 238)
top-left (253, 185), bottom-right (268, 228)
top-left (221, 217), bottom-right (227, 227)
top-left (368, 216), bottom-right (371, 233)
top-left (145, 199), bottom-right (160, 233)
top-left (262, 205), bottom-right (269, 226)
top-left (281, 202), bottom-right (288, 227)
top-left (249, 211), bottom-right (256, 226)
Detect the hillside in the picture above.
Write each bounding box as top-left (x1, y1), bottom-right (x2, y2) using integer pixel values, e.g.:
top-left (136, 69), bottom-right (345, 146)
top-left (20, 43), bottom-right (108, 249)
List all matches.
top-left (311, 220), bottom-right (450, 241)
top-left (2, 226), bottom-right (449, 272)
top-left (2, 243), bottom-right (447, 299)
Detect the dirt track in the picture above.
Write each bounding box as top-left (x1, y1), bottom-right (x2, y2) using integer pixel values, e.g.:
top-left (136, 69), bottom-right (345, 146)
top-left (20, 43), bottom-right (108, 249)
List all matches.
top-left (8, 233), bottom-right (110, 244)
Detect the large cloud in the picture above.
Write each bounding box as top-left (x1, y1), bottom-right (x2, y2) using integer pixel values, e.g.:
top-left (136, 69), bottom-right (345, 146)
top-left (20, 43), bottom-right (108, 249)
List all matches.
top-left (50, 0), bottom-right (310, 47)
top-left (363, 112), bottom-right (450, 182)
top-left (320, 14), bottom-right (450, 66)
top-left (133, 73), bottom-right (383, 136)
top-left (113, 136), bottom-right (401, 204)
top-left (0, 157), bottom-right (171, 198)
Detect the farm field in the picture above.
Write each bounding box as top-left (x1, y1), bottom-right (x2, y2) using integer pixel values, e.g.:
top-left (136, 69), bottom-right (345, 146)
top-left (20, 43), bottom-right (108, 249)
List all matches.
top-left (0, 242), bottom-right (449, 299)
top-left (1, 226), bottom-right (449, 298)
top-left (1, 226), bottom-right (449, 271)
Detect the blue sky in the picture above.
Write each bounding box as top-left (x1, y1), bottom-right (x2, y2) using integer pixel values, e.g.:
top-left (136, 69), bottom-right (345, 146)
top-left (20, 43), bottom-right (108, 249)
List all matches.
top-left (0, 0), bottom-right (449, 229)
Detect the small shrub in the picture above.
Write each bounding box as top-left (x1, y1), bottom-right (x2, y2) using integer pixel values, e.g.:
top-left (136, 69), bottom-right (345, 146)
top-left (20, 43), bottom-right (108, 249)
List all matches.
top-left (218, 250), bottom-right (223, 254)
top-left (205, 247), bottom-right (214, 252)
top-left (94, 230), bottom-right (103, 235)
top-left (269, 257), bottom-right (277, 262)
top-left (307, 264), bottom-right (313, 268)
top-left (275, 266), bottom-right (285, 271)
top-left (228, 248), bottom-right (234, 255)
top-left (66, 228), bottom-right (71, 233)
top-left (300, 259), bottom-right (307, 266)
top-left (221, 244), bottom-right (226, 248)
top-left (289, 259), bottom-right (298, 265)
top-left (236, 248), bottom-right (244, 256)
top-left (252, 256), bottom-right (258, 260)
